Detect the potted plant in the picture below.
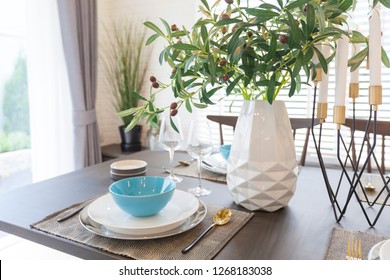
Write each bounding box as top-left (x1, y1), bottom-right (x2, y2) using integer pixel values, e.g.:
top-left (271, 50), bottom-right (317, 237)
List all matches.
top-left (102, 21), bottom-right (149, 151)
top-left (119, 0), bottom-right (389, 210)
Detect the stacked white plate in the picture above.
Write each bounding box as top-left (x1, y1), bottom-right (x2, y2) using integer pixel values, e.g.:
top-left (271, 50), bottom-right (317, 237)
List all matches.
top-left (110, 159), bottom-right (147, 180)
top-left (79, 190), bottom-right (206, 240)
top-left (368, 239), bottom-right (390, 260)
top-left (202, 153), bottom-right (227, 175)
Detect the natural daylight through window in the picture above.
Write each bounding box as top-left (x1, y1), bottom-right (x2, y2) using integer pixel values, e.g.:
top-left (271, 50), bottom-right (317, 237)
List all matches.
top-left (0, 0), bottom-right (32, 192)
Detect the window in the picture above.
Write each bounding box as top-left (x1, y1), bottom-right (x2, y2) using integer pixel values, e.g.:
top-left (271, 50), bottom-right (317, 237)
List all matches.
top-left (0, 0), bottom-right (32, 191)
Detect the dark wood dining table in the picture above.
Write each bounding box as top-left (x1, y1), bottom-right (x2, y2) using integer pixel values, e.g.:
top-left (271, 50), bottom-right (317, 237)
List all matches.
top-left (1, 150), bottom-right (390, 259)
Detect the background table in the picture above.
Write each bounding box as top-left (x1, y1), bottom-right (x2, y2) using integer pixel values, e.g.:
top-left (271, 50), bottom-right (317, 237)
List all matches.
top-left (1, 150), bottom-right (390, 259)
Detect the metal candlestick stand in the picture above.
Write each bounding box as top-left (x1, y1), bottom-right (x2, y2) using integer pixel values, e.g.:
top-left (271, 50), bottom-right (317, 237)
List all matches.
top-left (310, 70), bottom-right (390, 227)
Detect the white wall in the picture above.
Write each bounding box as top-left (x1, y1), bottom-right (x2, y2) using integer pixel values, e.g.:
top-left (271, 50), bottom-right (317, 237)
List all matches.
top-left (96, 0), bottom-right (198, 147)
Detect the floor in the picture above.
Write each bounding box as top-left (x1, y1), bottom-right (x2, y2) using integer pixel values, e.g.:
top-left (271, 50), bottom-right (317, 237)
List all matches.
top-left (0, 232), bottom-right (80, 259)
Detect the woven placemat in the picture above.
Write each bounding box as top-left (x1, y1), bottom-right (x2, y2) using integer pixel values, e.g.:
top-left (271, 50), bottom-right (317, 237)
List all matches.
top-left (173, 161), bottom-right (227, 183)
top-left (31, 198), bottom-right (253, 260)
top-left (325, 227), bottom-right (389, 260)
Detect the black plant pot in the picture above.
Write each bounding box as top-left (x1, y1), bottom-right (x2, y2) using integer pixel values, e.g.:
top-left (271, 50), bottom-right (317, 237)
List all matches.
top-left (119, 125), bottom-right (142, 152)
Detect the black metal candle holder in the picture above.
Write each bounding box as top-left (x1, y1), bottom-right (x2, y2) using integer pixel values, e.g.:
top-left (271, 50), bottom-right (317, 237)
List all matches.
top-left (310, 85), bottom-right (390, 227)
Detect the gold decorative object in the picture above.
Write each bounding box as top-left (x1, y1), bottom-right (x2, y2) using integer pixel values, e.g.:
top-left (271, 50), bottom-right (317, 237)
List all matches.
top-left (333, 105), bottom-right (346, 129)
top-left (316, 102), bottom-right (328, 122)
top-left (349, 83), bottom-right (359, 101)
top-left (369, 85), bottom-right (382, 111)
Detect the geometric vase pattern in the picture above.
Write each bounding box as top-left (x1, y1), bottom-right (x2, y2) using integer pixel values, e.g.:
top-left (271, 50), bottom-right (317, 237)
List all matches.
top-left (227, 100), bottom-right (298, 212)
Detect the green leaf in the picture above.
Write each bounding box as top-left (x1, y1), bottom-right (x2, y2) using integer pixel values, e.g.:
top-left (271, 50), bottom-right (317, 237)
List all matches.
top-left (171, 30), bottom-right (188, 37)
top-left (193, 103), bottom-right (208, 109)
top-left (183, 78), bottom-right (198, 88)
top-left (200, 0), bottom-right (210, 11)
top-left (131, 91), bottom-right (147, 101)
top-left (169, 116), bottom-right (179, 133)
top-left (201, 25), bottom-right (208, 45)
top-left (259, 3), bottom-right (281, 11)
top-left (245, 8), bottom-right (279, 23)
top-left (350, 31), bottom-right (367, 44)
top-left (313, 46), bottom-right (328, 74)
top-left (380, 0), bottom-right (390, 8)
top-left (146, 34), bottom-right (160, 46)
top-left (144, 21), bottom-right (165, 37)
top-left (159, 48), bottom-right (167, 65)
top-left (146, 112), bottom-right (158, 125)
top-left (227, 28), bottom-right (244, 55)
top-left (185, 98), bottom-right (192, 113)
top-left (226, 75), bottom-right (243, 95)
top-left (276, 0), bottom-right (284, 8)
top-left (256, 80), bottom-right (271, 87)
top-left (175, 67), bottom-right (184, 93)
top-left (348, 47), bottom-right (367, 72)
top-left (160, 18), bottom-right (172, 37)
top-left (172, 43), bottom-right (200, 51)
top-left (265, 33), bottom-right (277, 62)
top-left (184, 55), bottom-right (196, 73)
top-left (382, 46), bottom-right (390, 68)
top-left (208, 54), bottom-right (217, 82)
top-left (303, 47), bottom-right (314, 65)
top-left (285, 0), bottom-right (310, 10)
top-left (125, 111), bottom-right (146, 132)
top-left (310, 2), bottom-right (325, 33)
top-left (292, 51), bottom-right (303, 77)
top-left (117, 107), bottom-right (139, 118)
top-left (267, 74), bottom-right (276, 104)
top-left (200, 88), bottom-right (216, 105)
top-left (289, 76), bottom-right (297, 97)
top-left (305, 4), bottom-right (315, 35)
top-left (214, 19), bottom-right (241, 27)
top-left (285, 10), bottom-right (300, 47)
top-left (338, 0), bottom-right (354, 12)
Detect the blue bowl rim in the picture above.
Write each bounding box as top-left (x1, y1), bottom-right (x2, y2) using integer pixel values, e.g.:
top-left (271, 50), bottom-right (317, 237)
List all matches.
top-left (109, 176), bottom-right (176, 198)
top-left (220, 144), bottom-right (231, 150)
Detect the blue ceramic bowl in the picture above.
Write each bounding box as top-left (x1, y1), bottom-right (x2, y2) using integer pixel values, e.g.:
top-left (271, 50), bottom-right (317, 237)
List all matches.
top-left (109, 176), bottom-right (176, 217)
top-left (219, 144), bottom-right (231, 160)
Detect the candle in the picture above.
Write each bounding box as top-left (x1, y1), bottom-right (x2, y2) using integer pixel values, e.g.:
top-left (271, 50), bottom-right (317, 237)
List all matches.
top-left (318, 43), bottom-right (331, 103)
top-left (350, 43), bottom-right (361, 83)
top-left (369, 3), bottom-right (382, 86)
top-left (334, 34), bottom-right (349, 106)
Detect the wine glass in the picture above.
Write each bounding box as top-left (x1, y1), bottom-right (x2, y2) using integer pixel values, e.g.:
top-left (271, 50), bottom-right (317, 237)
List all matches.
top-left (186, 119), bottom-right (213, 196)
top-left (159, 114), bottom-right (183, 182)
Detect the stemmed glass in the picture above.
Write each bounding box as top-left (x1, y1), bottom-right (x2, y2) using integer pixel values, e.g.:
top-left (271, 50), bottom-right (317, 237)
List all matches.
top-left (186, 119), bottom-right (213, 196)
top-left (159, 114), bottom-right (183, 183)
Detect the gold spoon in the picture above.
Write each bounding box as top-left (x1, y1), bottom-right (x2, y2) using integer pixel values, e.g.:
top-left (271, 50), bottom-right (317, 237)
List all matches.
top-left (178, 159), bottom-right (195, 167)
top-left (182, 208), bottom-right (232, 254)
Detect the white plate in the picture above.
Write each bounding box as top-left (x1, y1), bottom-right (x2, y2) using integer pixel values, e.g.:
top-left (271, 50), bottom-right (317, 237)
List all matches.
top-left (79, 200), bottom-right (207, 240)
top-left (87, 190), bottom-right (199, 235)
top-left (110, 160), bottom-right (147, 173)
top-left (368, 240), bottom-right (387, 260)
top-left (202, 153), bottom-right (227, 175)
top-left (109, 169), bottom-right (147, 180)
top-left (379, 239), bottom-right (390, 259)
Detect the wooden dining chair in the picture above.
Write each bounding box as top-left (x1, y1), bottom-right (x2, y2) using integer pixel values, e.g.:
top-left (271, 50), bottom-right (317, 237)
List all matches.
top-left (343, 118), bottom-right (390, 173)
top-left (206, 115), bottom-right (320, 166)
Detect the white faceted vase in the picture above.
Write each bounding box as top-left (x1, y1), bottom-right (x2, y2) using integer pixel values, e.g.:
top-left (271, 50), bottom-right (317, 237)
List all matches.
top-left (227, 100), bottom-right (298, 212)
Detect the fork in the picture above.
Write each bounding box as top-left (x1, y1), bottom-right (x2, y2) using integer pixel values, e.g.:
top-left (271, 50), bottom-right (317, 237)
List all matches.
top-left (346, 238), bottom-right (363, 260)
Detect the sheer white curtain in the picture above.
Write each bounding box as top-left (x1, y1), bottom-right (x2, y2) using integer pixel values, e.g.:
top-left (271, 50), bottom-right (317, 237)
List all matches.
top-left (25, 0), bottom-right (74, 182)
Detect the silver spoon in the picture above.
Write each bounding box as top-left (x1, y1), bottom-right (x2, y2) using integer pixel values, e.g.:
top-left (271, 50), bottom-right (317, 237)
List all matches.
top-left (182, 208), bottom-right (232, 254)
